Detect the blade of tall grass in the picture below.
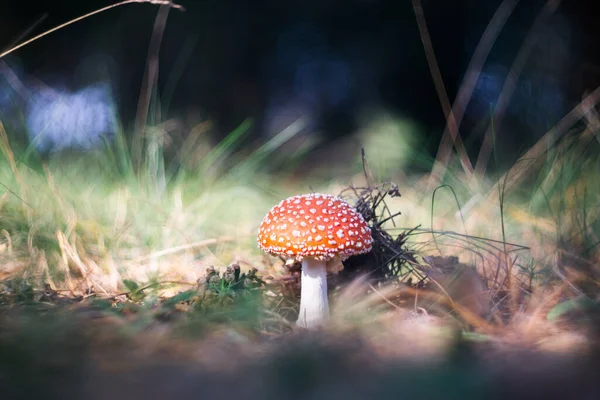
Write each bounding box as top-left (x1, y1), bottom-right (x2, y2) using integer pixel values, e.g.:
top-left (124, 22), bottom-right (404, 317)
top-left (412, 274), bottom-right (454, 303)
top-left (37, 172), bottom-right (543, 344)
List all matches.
top-left (161, 34), bottom-right (199, 117)
top-left (132, 2), bottom-right (176, 172)
top-left (144, 126), bottom-right (167, 195)
top-left (0, 1), bottom-right (185, 61)
top-left (1, 14), bottom-right (47, 53)
top-left (195, 119), bottom-right (253, 178)
top-left (581, 91), bottom-right (600, 144)
top-left (0, 122), bottom-right (30, 214)
top-left (412, 0), bottom-right (473, 185)
top-left (427, 0), bottom-right (519, 189)
top-left (227, 118), bottom-right (308, 179)
top-left (485, 84), bottom-right (600, 201)
top-left (473, 0), bottom-right (562, 180)
top-left (100, 127), bottom-right (135, 182)
top-left (165, 121), bottom-right (211, 181)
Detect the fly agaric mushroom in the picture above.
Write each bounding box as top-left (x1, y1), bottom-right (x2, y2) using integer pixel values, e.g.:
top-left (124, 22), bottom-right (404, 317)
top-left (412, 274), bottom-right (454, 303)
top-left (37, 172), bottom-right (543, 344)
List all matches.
top-left (257, 193), bottom-right (373, 328)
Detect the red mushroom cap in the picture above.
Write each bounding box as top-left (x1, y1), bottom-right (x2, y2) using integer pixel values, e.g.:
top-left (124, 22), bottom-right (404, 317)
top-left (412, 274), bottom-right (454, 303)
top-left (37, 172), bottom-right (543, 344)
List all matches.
top-left (257, 193), bottom-right (373, 261)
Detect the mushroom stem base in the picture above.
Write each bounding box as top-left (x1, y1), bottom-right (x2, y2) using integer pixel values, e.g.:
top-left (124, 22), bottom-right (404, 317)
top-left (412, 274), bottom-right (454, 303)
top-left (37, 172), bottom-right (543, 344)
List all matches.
top-left (297, 258), bottom-right (329, 329)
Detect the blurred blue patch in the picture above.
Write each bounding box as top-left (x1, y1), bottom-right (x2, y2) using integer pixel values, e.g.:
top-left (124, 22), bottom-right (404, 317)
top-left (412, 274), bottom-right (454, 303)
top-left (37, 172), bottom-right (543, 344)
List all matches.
top-left (25, 83), bottom-right (117, 153)
top-left (294, 57), bottom-right (352, 109)
top-left (265, 23), bottom-right (361, 138)
top-left (471, 64), bottom-right (565, 131)
top-left (470, 65), bottom-right (506, 114)
top-left (513, 74), bottom-right (565, 130)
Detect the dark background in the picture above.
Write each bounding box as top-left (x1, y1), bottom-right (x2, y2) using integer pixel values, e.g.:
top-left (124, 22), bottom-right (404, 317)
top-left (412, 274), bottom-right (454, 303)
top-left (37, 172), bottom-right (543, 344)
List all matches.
top-left (0, 0), bottom-right (598, 161)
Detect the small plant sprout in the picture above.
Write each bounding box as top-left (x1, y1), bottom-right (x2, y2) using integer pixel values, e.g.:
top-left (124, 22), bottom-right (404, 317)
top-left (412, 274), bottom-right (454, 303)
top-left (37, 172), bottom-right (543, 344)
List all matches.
top-left (257, 193), bottom-right (373, 329)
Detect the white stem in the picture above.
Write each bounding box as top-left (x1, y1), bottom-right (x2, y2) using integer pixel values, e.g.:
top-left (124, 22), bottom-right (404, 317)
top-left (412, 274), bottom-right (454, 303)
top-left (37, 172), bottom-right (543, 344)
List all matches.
top-left (296, 257), bottom-right (329, 329)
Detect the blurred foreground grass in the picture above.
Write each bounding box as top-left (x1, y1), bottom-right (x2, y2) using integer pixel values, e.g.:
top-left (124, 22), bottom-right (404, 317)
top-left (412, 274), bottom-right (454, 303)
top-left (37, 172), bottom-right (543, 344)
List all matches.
top-left (0, 308), bottom-right (598, 400)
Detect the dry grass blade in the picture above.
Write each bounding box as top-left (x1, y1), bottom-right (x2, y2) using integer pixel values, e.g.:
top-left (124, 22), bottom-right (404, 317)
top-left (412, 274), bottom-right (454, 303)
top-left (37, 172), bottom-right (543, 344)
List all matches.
top-left (128, 237), bottom-right (236, 263)
top-left (0, 62), bottom-right (30, 102)
top-left (412, 0), bottom-right (473, 185)
top-left (0, 122), bottom-right (31, 213)
top-left (0, 14), bottom-right (48, 98)
top-left (367, 283), bottom-right (403, 311)
top-left (0, 0), bottom-right (185, 61)
top-left (2, 13), bottom-right (48, 52)
top-left (581, 91), bottom-right (600, 143)
top-left (473, 0), bottom-right (562, 180)
top-left (486, 84), bottom-right (600, 201)
top-left (428, 0), bottom-right (519, 189)
top-left (0, 230), bottom-right (12, 254)
top-left (56, 230), bottom-right (91, 290)
top-left (331, 275), bottom-right (405, 323)
top-left (132, 2), bottom-right (175, 170)
top-left (402, 286), bottom-right (498, 333)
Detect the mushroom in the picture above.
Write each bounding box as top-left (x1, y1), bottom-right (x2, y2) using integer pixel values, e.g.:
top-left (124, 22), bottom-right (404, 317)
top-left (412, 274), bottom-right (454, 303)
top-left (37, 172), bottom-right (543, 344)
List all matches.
top-left (257, 193), bottom-right (373, 329)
